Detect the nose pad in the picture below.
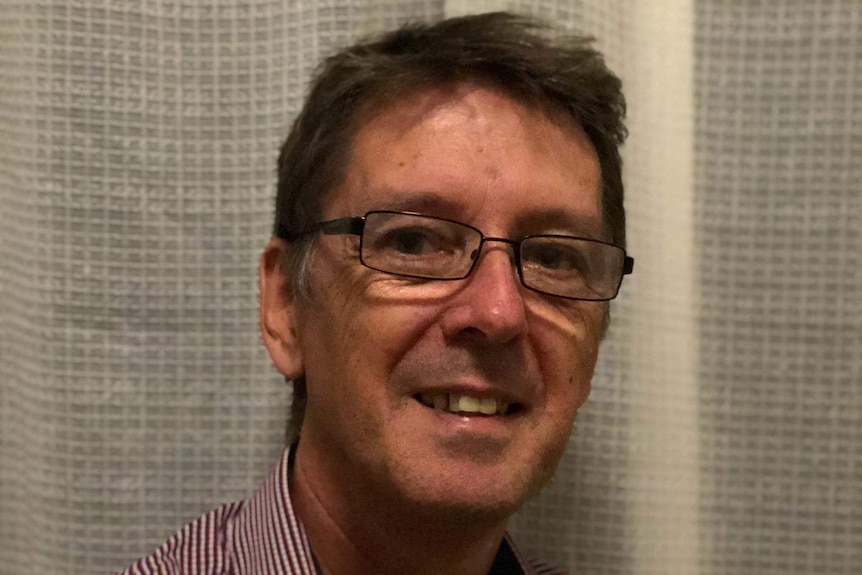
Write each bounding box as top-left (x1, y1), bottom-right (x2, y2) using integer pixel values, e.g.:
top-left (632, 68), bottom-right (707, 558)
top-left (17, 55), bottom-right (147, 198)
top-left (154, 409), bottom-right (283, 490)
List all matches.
top-left (471, 238), bottom-right (520, 280)
top-left (441, 240), bottom-right (527, 343)
top-left (468, 238), bottom-right (518, 272)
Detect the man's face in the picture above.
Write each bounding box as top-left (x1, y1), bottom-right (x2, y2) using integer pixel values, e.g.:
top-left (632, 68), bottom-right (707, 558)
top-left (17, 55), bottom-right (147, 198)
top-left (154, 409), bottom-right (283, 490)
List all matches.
top-left (280, 84), bottom-right (606, 520)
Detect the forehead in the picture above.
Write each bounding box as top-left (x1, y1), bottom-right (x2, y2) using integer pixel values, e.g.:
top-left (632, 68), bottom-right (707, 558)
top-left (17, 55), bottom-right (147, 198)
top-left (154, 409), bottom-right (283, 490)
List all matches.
top-left (327, 84), bottom-right (603, 235)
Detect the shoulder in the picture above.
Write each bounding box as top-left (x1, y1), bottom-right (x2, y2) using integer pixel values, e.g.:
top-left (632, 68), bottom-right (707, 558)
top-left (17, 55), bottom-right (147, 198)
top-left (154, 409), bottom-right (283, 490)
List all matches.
top-left (524, 556), bottom-right (572, 575)
top-left (113, 446), bottom-right (315, 575)
top-left (113, 500), bottom-right (245, 575)
top-left (501, 533), bottom-right (570, 575)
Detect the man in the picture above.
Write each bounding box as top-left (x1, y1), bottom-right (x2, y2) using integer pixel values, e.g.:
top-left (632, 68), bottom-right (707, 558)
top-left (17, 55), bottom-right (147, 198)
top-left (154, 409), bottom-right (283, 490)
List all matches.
top-left (119, 11), bottom-right (632, 575)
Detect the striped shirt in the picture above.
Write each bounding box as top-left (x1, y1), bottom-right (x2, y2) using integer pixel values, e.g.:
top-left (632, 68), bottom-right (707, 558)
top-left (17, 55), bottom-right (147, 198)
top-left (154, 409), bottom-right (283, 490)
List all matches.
top-left (116, 446), bottom-right (568, 575)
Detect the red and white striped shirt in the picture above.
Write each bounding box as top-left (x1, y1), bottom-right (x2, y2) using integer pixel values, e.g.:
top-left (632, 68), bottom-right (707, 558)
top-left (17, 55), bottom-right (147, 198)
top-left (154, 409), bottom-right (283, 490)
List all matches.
top-left (116, 446), bottom-right (568, 574)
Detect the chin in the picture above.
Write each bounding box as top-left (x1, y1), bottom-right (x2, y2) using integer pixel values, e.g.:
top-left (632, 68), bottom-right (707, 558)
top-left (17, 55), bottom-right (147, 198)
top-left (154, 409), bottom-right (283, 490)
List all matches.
top-left (387, 452), bottom-right (558, 527)
top-left (404, 488), bottom-right (523, 528)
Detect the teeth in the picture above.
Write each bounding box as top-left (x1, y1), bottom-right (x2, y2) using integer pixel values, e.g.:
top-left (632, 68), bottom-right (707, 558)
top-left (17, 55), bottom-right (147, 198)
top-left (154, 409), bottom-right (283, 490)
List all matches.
top-left (420, 393), bottom-right (509, 415)
top-left (478, 397), bottom-right (497, 415)
top-left (450, 393), bottom-right (481, 413)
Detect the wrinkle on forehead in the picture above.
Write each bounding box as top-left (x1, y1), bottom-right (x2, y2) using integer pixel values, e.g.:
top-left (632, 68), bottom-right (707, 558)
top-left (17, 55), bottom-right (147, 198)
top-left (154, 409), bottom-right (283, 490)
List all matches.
top-left (358, 81), bottom-right (592, 154)
top-left (325, 81), bottom-right (603, 241)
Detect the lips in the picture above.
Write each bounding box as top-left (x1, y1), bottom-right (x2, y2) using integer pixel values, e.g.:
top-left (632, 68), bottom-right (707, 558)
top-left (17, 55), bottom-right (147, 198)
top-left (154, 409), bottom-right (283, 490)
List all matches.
top-left (415, 392), bottom-right (519, 416)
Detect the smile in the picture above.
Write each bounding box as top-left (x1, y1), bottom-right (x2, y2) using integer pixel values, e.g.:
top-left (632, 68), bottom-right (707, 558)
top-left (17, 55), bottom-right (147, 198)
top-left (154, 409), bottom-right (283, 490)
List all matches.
top-left (415, 393), bottom-right (520, 416)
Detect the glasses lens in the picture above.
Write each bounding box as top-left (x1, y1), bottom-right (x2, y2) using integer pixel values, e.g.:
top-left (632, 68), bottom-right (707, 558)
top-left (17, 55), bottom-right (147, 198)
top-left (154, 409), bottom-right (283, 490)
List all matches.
top-left (520, 236), bottom-right (625, 300)
top-left (360, 212), bottom-right (479, 279)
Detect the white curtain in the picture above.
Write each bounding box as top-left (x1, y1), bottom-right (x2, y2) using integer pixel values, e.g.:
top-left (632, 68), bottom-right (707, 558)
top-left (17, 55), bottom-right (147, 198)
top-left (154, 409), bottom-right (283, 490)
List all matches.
top-left (0, 1), bottom-right (858, 574)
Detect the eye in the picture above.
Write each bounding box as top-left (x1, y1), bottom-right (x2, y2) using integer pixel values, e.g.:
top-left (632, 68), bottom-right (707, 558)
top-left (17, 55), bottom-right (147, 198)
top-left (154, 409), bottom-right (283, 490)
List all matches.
top-left (378, 227), bottom-right (446, 256)
top-left (533, 245), bottom-right (566, 269)
top-left (522, 240), bottom-right (588, 274)
top-left (360, 213), bottom-right (480, 279)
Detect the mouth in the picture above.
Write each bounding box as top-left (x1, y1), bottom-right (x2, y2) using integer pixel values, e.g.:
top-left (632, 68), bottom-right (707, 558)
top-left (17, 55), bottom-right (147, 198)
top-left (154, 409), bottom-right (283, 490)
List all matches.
top-left (414, 393), bottom-right (523, 417)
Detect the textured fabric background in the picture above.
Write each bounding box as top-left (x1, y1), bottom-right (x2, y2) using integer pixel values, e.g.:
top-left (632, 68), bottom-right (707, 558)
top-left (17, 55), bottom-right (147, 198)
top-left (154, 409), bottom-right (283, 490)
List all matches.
top-left (694, 1), bottom-right (861, 573)
top-left (0, 1), bottom-right (858, 574)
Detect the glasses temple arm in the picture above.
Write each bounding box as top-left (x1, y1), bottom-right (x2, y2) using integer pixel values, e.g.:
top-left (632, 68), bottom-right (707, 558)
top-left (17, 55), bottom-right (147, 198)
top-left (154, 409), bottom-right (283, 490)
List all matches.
top-left (278, 216), bottom-right (365, 241)
top-left (319, 217), bottom-right (365, 236)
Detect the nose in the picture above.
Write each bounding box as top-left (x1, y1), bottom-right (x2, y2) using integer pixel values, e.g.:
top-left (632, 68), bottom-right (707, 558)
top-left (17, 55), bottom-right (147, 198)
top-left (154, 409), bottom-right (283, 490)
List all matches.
top-left (439, 242), bottom-right (528, 343)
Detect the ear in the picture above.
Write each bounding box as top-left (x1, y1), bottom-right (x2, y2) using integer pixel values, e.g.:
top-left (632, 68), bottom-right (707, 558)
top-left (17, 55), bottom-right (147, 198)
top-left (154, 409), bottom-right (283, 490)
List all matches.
top-left (258, 238), bottom-right (305, 380)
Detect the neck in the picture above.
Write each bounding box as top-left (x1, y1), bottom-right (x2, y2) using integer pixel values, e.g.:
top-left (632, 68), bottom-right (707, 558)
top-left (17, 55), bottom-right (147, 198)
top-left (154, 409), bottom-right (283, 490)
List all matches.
top-left (291, 441), bottom-right (510, 575)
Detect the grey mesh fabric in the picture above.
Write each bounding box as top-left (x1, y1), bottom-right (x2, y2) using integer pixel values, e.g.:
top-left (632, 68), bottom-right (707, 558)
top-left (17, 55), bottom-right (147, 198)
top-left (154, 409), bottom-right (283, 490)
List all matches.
top-left (0, 1), bottom-right (859, 574)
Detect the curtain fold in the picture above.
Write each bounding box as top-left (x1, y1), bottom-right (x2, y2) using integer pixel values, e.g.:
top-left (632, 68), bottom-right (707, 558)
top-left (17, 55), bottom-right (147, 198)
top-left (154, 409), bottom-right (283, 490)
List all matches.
top-left (0, 1), bottom-right (858, 574)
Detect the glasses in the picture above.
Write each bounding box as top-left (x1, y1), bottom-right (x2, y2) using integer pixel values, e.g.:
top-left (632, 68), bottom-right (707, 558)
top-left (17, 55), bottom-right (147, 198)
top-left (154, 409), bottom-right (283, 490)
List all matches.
top-left (283, 211), bottom-right (634, 301)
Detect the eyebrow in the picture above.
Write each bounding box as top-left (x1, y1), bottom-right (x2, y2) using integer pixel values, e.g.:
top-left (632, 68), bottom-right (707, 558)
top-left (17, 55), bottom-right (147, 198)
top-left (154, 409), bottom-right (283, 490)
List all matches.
top-left (365, 189), bottom-right (465, 217)
top-left (364, 188), bottom-right (606, 240)
top-left (514, 209), bottom-right (606, 240)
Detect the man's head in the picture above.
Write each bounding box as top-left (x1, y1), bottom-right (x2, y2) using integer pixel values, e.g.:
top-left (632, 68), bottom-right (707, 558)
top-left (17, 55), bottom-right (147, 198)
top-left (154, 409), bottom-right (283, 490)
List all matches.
top-left (258, 12), bottom-right (628, 523)
top-left (268, 12), bottom-right (626, 441)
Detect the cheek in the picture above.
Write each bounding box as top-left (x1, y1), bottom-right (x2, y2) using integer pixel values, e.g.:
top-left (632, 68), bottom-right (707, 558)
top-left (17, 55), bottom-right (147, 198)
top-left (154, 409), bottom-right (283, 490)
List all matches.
top-left (553, 344), bottom-right (597, 405)
top-left (354, 303), bottom-right (440, 370)
top-left (534, 308), bottom-right (601, 412)
top-left (330, 291), bottom-right (443, 392)
top-left (304, 246), bottom-right (442, 382)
